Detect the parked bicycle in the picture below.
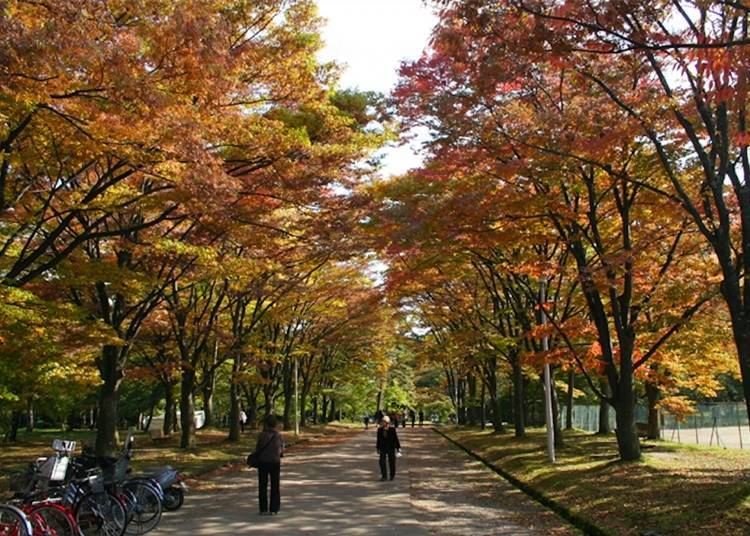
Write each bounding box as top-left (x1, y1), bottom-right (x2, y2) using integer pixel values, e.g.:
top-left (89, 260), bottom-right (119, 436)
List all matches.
top-left (5, 433), bottom-right (185, 536)
top-left (8, 439), bottom-right (127, 536)
top-left (73, 432), bottom-right (185, 535)
top-left (0, 504), bottom-right (32, 536)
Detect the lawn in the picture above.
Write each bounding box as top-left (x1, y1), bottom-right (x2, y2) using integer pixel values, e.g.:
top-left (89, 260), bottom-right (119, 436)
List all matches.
top-left (0, 424), bottom-right (358, 495)
top-left (442, 427), bottom-right (750, 536)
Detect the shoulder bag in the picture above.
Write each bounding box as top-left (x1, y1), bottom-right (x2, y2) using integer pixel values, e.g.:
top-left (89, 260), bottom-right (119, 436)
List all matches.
top-left (246, 432), bottom-right (275, 468)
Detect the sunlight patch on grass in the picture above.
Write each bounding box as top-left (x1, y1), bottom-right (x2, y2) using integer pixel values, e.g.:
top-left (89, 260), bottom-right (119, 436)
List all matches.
top-left (445, 426), bottom-right (750, 536)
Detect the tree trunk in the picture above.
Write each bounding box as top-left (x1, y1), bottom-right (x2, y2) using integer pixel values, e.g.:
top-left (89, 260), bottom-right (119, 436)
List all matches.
top-left (228, 357), bottom-right (242, 441)
top-left (312, 395), bottom-right (319, 425)
top-left (480, 379), bottom-right (486, 430)
top-left (179, 369), bottom-right (197, 449)
top-left (8, 410), bottom-right (21, 442)
top-left (228, 380), bottom-right (241, 441)
top-left (96, 345), bottom-right (124, 457)
top-left (171, 400), bottom-right (178, 433)
top-left (551, 370), bottom-right (563, 448)
top-left (597, 381), bottom-right (612, 435)
top-left (565, 368), bottom-right (574, 430)
top-left (523, 376), bottom-right (531, 427)
top-left (262, 380), bottom-right (276, 419)
top-left (646, 381), bottom-right (660, 440)
top-left (299, 392), bottom-right (308, 427)
top-left (457, 378), bottom-right (467, 425)
top-left (328, 397), bottom-right (336, 423)
top-left (710, 230), bottom-right (750, 431)
top-left (282, 359), bottom-right (293, 430)
top-left (321, 396), bottom-right (329, 423)
top-left (26, 398), bottom-right (34, 433)
top-left (163, 381), bottom-right (176, 436)
top-left (614, 381), bottom-right (640, 460)
top-left (598, 397), bottom-right (611, 435)
top-left (467, 374), bottom-right (478, 426)
top-left (511, 360), bottom-right (525, 437)
top-left (299, 365), bottom-right (312, 428)
top-left (736, 325), bottom-right (750, 431)
top-left (202, 369), bottom-right (216, 429)
top-left (145, 401), bottom-right (155, 433)
top-left (243, 385), bottom-right (259, 429)
top-left (483, 363), bottom-right (504, 434)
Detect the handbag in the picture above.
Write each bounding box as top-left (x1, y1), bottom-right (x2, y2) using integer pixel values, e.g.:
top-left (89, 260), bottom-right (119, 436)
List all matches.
top-left (246, 433), bottom-right (275, 468)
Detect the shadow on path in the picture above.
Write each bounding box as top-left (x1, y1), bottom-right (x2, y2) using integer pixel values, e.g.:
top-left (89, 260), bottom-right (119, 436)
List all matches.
top-left (408, 428), bottom-right (576, 535)
top-left (156, 428), bottom-right (427, 535)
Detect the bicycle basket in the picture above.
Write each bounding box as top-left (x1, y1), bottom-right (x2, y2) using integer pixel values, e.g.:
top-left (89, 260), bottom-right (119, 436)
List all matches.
top-left (88, 475), bottom-right (105, 494)
top-left (39, 455), bottom-right (69, 481)
top-left (102, 457), bottom-right (129, 483)
top-left (8, 468), bottom-right (33, 493)
top-left (51, 439), bottom-right (76, 455)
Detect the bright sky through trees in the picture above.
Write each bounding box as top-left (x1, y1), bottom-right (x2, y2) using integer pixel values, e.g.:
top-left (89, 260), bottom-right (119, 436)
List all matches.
top-left (317, 0), bottom-right (436, 176)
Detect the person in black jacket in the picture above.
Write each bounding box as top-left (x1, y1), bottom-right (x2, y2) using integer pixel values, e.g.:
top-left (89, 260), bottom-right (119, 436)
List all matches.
top-left (255, 415), bottom-right (284, 515)
top-left (375, 415), bottom-right (401, 481)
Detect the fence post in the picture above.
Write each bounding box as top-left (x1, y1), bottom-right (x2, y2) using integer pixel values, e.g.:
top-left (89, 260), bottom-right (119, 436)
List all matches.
top-left (693, 414), bottom-right (698, 444)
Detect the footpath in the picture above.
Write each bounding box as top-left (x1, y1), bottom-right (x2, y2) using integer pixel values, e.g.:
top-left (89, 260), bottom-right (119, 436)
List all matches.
top-left (156, 427), bottom-right (576, 535)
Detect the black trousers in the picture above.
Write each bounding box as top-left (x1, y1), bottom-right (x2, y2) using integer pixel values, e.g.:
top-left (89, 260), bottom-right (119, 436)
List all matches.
top-left (379, 450), bottom-right (396, 479)
top-left (258, 462), bottom-right (281, 513)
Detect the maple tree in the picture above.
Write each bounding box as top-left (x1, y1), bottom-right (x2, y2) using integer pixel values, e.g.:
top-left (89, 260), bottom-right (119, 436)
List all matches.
top-left (386, 0), bottom-right (738, 460)
top-left (492, 0), bottom-right (750, 433)
top-left (0, 0), bottom-right (390, 453)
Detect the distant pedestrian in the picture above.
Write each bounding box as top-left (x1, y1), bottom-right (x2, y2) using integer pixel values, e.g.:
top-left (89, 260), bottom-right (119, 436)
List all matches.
top-left (375, 409), bottom-right (384, 424)
top-left (240, 409), bottom-right (247, 433)
top-left (418, 410), bottom-right (424, 427)
top-left (363, 415), bottom-right (369, 429)
top-left (375, 415), bottom-right (401, 481)
top-left (254, 415), bottom-right (284, 515)
top-left (401, 411), bottom-right (407, 428)
top-left (410, 409), bottom-right (416, 428)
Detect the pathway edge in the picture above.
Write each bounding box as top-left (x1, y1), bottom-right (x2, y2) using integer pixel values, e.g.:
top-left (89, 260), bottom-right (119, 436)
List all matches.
top-left (432, 427), bottom-right (610, 536)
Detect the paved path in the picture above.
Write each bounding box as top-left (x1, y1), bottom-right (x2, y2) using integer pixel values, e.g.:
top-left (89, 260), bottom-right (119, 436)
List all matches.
top-left (156, 428), bottom-right (576, 535)
top-left (408, 429), bottom-right (575, 535)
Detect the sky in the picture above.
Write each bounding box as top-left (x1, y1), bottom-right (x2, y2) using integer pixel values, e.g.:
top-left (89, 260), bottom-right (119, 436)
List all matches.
top-left (316, 0), bottom-right (437, 176)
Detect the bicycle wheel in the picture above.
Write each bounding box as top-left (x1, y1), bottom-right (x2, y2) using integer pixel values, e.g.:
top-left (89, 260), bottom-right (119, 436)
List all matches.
top-left (27, 503), bottom-right (77, 536)
top-left (0, 504), bottom-right (32, 536)
top-left (161, 487), bottom-right (184, 512)
top-left (121, 482), bottom-right (162, 535)
top-left (75, 491), bottom-right (127, 536)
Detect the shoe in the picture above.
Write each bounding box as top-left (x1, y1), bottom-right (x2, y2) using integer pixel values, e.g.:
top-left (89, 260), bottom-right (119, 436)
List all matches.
top-left (271, 511), bottom-right (279, 515)
top-left (259, 512), bottom-right (268, 516)
top-left (380, 477), bottom-right (387, 481)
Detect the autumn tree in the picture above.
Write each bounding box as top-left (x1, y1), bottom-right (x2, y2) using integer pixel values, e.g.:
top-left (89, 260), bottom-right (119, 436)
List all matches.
top-left (492, 0), bottom-right (750, 428)
top-left (390, 1), bottom-right (727, 459)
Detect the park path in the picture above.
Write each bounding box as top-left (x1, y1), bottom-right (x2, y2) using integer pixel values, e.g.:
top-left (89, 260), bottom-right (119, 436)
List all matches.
top-left (156, 427), bottom-right (576, 535)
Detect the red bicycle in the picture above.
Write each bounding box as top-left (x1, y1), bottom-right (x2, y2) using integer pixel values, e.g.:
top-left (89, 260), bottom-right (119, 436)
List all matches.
top-left (0, 504), bottom-right (32, 536)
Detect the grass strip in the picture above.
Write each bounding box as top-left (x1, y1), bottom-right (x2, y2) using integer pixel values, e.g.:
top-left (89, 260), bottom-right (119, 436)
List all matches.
top-left (433, 427), bottom-right (609, 536)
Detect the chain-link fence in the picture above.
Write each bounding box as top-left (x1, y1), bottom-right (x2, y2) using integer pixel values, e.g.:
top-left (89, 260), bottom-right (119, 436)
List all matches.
top-left (569, 402), bottom-right (750, 449)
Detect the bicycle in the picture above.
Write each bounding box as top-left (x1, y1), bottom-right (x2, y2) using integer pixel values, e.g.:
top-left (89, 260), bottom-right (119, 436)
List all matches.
top-left (9, 439), bottom-right (127, 536)
top-left (0, 504), bottom-right (32, 536)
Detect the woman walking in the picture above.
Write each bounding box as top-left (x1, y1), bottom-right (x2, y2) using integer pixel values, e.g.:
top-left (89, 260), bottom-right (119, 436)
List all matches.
top-left (376, 415), bottom-right (401, 481)
top-left (255, 415), bottom-right (284, 515)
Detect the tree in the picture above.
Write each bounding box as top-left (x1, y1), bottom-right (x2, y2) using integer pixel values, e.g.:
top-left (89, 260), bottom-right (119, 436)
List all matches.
top-left (391, 1), bottom-right (723, 459)
top-left (497, 0), bottom-right (750, 431)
